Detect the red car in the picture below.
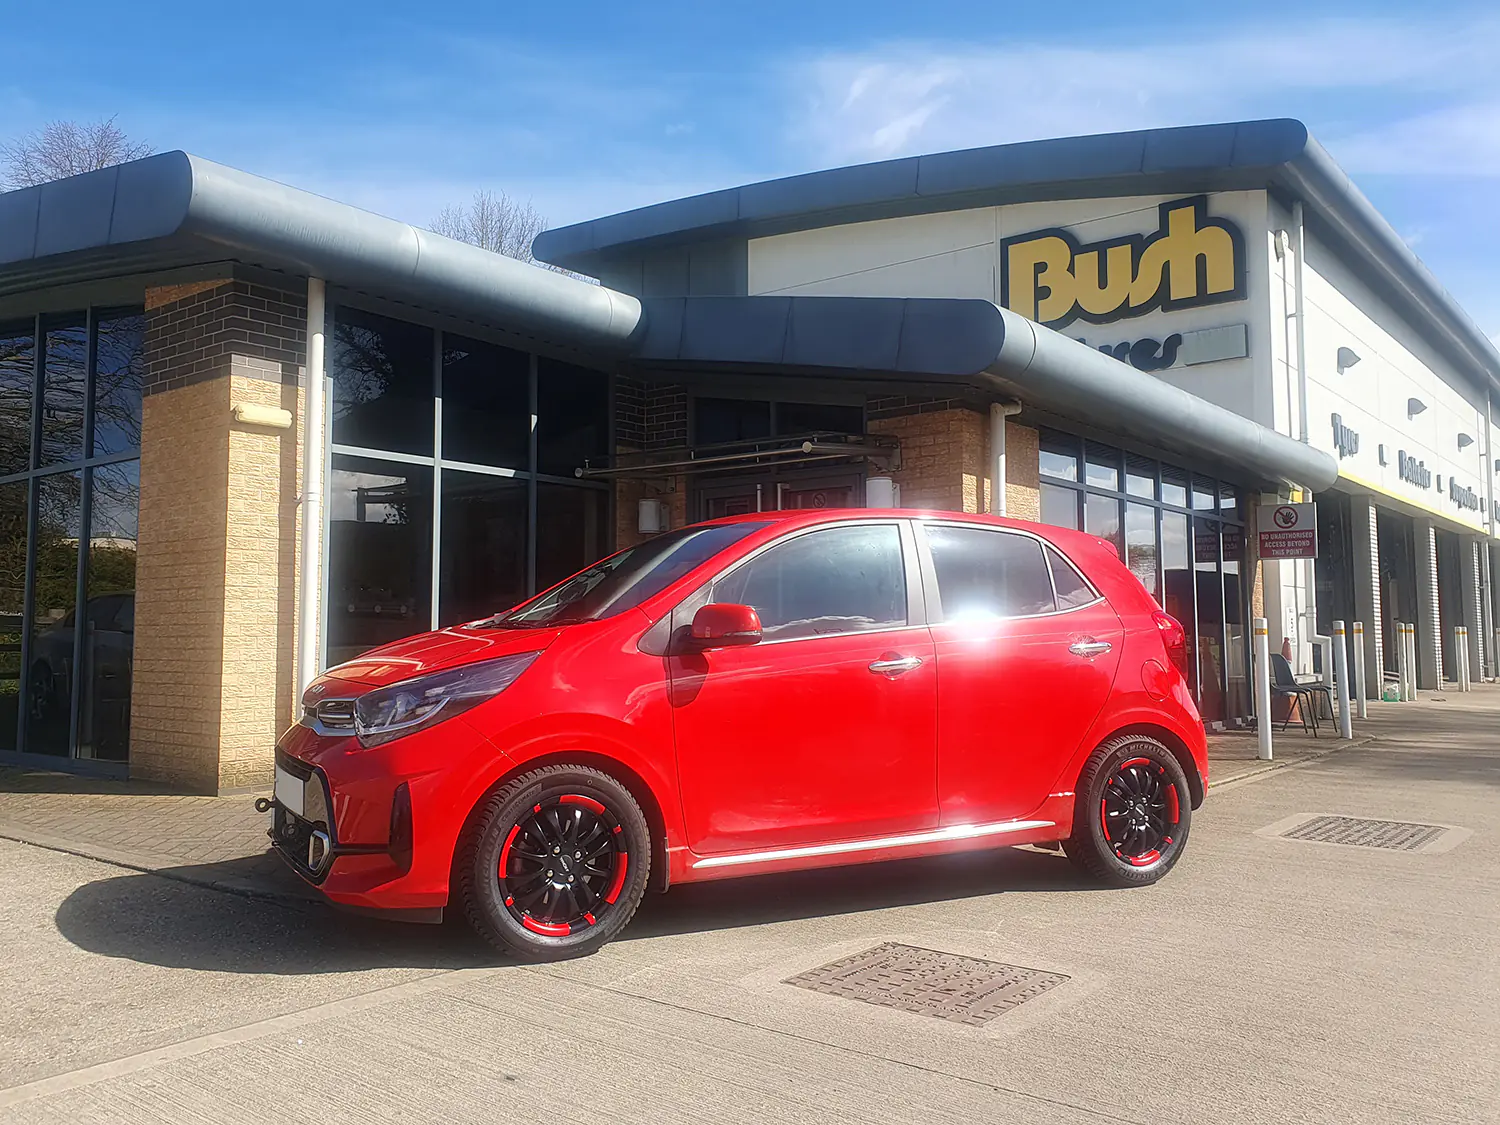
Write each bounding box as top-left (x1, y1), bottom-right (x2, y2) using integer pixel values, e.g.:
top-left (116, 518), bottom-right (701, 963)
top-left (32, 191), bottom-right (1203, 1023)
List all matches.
top-left (271, 510), bottom-right (1207, 959)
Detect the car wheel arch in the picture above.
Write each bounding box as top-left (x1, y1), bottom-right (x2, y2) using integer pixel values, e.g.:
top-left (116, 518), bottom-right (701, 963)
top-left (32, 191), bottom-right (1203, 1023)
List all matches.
top-left (1087, 722), bottom-right (1205, 809)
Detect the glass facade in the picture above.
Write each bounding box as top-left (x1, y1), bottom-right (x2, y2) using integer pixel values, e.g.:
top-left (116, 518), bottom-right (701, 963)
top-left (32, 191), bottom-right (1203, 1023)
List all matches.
top-left (0, 310), bottom-right (143, 764)
top-left (325, 307), bottom-right (610, 667)
top-left (1037, 429), bottom-right (1250, 722)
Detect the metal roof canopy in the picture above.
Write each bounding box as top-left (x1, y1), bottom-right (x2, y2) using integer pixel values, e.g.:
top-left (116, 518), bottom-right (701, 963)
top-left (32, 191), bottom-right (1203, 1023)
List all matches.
top-left (536, 118), bottom-right (1500, 398)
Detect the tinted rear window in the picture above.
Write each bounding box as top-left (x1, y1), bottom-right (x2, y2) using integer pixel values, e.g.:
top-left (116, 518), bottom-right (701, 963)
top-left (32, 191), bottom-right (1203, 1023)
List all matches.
top-left (925, 525), bottom-right (1055, 619)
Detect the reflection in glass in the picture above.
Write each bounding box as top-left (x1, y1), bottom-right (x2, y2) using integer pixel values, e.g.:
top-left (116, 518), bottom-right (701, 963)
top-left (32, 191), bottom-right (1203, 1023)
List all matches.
top-left (1040, 483), bottom-right (1079, 529)
top-left (1039, 432), bottom-right (1079, 481)
top-left (441, 336), bottom-right (529, 469)
top-left (536, 484), bottom-right (608, 594)
top-left (80, 462), bottom-right (139, 761)
top-left (1125, 456), bottom-right (1155, 499)
top-left (537, 359), bottom-right (608, 476)
top-left (327, 456), bottom-right (433, 665)
top-left (1223, 524), bottom-right (1248, 719)
top-left (440, 471), bottom-right (528, 627)
top-left (1085, 494), bottom-right (1122, 558)
top-left (1085, 442), bottom-right (1120, 490)
top-left (1161, 511), bottom-right (1193, 693)
top-left (27, 472), bottom-right (83, 755)
top-left (776, 401), bottom-right (863, 436)
top-left (330, 308), bottom-right (434, 455)
top-left (0, 481), bottom-right (24, 750)
top-left (1194, 518), bottom-right (1226, 722)
top-left (1125, 502), bottom-right (1159, 598)
top-left (1218, 483), bottom-right (1240, 523)
top-left (40, 320), bottom-right (87, 467)
top-left (92, 311), bottom-right (145, 458)
top-left (0, 324), bottom-right (34, 477)
top-left (695, 398), bottom-right (770, 445)
top-left (1193, 477), bottom-right (1217, 511)
top-left (1161, 466), bottom-right (1188, 508)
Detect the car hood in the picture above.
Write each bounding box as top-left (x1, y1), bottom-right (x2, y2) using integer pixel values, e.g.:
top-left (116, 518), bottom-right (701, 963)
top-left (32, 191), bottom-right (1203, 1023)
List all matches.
top-left (312, 625), bottom-right (565, 690)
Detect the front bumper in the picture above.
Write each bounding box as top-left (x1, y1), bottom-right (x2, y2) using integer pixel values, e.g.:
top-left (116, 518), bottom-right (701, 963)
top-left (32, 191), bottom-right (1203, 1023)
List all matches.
top-left (265, 747), bottom-right (397, 885)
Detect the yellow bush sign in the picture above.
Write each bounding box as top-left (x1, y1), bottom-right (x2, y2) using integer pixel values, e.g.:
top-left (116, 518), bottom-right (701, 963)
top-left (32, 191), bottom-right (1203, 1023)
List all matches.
top-left (1001, 196), bottom-right (1246, 329)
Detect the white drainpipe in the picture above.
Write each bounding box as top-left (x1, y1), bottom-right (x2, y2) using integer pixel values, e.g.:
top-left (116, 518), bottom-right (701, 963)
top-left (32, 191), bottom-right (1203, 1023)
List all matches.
top-left (298, 277), bottom-right (328, 697)
top-left (989, 400), bottom-right (1024, 516)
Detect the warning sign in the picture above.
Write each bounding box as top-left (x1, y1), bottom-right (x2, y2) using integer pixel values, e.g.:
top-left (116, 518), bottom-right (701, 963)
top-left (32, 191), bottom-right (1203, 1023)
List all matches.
top-left (1257, 503), bottom-right (1317, 559)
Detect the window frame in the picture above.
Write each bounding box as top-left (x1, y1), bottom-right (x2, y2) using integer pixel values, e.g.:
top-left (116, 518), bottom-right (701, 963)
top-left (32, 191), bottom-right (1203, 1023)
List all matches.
top-left (912, 519), bottom-right (1103, 624)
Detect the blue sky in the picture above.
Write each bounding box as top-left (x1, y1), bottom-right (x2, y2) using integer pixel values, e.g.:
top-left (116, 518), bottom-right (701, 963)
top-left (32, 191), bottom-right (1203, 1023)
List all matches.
top-left (4, 1), bottom-right (1499, 338)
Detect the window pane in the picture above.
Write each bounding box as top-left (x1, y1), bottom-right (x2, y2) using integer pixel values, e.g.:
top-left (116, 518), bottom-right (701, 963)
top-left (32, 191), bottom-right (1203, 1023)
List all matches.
top-left (39, 319), bottom-right (87, 467)
top-left (1161, 466), bottom-right (1188, 508)
top-left (92, 310), bottom-right (145, 457)
top-left (1085, 494), bottom-right (1122, 559)
top-left (1125, 456), bottom-right (1155, 499)
top-left (776, 401), bottom-right (862, 436)
top-left (714, 523), bottom-right (905, 640)
top-left (441, 336), bottom-right (529, 469)
top-left (1084, 442), bottom-right (1120, 490)
top-left (537, 358), bottom-right (608, 476)
top-left (327, 456), bottom-right (433, 666)
top-left (80, 461), bottom-right (138, 761)
top-left (1223, 525), bottom-right (1248, 720)
top-left (439, 471), bottom-right (527, 627)
top-left (925, 525), bottom-right (1054, 619)
top-left (0, 480), bottom-right (25, 750)
top-left (27, 472), bottom-right (83, 755)
top-left (536, 484), bottom-right (609, 595)
top-left (1125, 502), bottom-right (1159, 599)
top-left (1040, 483), bottom-right (1079, 529)
top-left (1218, 483), bottom-right (1240, 523)
top-left (0, 323), bottom-right (34, 476)
top-left (1047, 545), bottom-right (1095, 610)
top-left (1161, 510), bottom-right (1192, 666)
top-left (1194, 517), bottom-right (1226, 721)
top-left (695, 397), bottom-right (770, 445)
top-left (330, 308), bottom-right (434, 455)
top-left (1039, 432), bottom-right (1079, 481)
top-left (1192, 476), bottom-right (1216, 511)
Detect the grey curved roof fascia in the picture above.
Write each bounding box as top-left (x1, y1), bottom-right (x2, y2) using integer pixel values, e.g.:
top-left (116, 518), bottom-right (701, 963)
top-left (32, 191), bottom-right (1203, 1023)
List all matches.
top-left (535, 118), bottom-right (1499, 393)
top-left (0, 152), bottom-right (643, 351)
top-left (630, 295), bottom-right (1338, 492)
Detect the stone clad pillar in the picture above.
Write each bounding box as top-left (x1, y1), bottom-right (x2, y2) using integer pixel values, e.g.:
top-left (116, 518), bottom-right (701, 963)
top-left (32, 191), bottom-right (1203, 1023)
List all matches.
top-left (1414, 518), bottom-right (1442, 690)
top-left (1349, 495), bottom-right (1383, 698)
top-left (130, 278), bottom-right (306, 793)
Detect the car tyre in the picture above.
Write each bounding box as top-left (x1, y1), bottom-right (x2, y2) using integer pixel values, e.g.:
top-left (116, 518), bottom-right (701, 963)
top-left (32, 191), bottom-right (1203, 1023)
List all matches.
top-left (1063, 733), bottom-right (1191, 887)
top-left (458, 764), bottom-right (651, 961)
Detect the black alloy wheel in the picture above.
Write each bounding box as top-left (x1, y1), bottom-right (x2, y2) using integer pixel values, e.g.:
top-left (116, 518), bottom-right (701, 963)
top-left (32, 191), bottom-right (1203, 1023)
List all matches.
top-left (460, 764), bottom-right (651, 960)
top-left (1063, 733), bottom-right (1192, 886)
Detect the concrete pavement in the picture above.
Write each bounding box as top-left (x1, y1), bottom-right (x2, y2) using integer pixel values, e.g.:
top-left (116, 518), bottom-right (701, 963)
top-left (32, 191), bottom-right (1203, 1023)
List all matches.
top-left (1, 689), bottom-right (1497, 1123)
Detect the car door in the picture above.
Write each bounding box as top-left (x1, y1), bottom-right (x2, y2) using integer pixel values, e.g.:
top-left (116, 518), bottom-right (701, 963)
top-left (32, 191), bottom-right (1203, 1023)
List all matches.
top-left (918, 522), bottom-right (1124, 825)
top-left (668, 519), bottom-right (938, 856)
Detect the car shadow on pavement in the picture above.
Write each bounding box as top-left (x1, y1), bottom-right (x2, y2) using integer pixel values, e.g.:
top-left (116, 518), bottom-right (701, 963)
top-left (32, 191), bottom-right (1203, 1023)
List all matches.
top-left (52, 845), bottom-right (1099, 973)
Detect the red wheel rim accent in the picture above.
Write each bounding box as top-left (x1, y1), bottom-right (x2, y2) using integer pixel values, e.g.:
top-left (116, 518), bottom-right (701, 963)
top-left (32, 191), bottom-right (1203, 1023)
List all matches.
top-left (497, 793), bottom-right (628, 937)
top-left (1099, 754), bottom-right (1180, 868)
top-left (560, 793), bottom-right (607, 815)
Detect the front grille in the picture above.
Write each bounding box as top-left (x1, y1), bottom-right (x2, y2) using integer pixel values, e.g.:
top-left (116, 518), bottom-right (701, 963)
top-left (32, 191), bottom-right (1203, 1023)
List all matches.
top-left (303, 698), bottom-right (355, 730)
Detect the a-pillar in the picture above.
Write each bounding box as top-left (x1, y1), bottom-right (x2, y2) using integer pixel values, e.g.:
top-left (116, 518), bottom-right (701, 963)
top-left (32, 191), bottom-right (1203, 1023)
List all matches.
top-left (130, 278), bottom-right (306, 793)
top-left (1461, 535), bottom-right (1484, 681)
top-left (1414, 518), bottom-right (1443, 690)
top-left (1348, 494), bottom-right (1384, 698)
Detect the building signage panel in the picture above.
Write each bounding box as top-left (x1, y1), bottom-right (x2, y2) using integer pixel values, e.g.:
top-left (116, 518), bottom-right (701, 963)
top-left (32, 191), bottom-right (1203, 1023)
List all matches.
top-left (1001, 195), bottom-right (1247, 329)
top-left (1258, 503), bottom-right (1318, 559)
top-left (1076, 323), bottom-right (1250, 373)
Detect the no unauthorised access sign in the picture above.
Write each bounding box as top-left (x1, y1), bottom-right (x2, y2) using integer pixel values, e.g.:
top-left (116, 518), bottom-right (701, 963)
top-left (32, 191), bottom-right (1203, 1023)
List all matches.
top-left (1258, 502), bottom-right (1317, 559)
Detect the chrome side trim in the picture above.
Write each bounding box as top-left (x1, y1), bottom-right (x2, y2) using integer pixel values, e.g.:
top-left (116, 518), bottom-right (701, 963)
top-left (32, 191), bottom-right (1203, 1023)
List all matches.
top-left (692, 818), bottom-right (1055, 869)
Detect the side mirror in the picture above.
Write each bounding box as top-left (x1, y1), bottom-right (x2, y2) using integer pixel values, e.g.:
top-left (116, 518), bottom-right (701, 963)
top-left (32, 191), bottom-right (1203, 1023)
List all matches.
top-left (690, 603), bottom-right (763, 648)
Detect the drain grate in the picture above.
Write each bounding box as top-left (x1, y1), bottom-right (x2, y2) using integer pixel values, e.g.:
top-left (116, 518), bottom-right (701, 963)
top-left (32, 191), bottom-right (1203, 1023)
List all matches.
top-left (1279, 815), bottom-right (1447, 850)
top-left (784, 942), bottom-right (1068, 1026)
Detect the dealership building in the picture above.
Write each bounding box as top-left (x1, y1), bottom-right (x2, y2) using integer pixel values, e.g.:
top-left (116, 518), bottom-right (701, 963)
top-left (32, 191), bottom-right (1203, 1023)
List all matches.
top-left (0, 117), bottom-right (1495, 791)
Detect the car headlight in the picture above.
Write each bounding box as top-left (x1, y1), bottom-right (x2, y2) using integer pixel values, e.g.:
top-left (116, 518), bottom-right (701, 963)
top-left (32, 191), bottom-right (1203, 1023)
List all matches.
top-left (352, 652), bottom-right (541, 748)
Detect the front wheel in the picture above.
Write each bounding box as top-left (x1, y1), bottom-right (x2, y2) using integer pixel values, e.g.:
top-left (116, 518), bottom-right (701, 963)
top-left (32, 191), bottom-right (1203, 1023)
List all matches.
top-left (458, 764), bottom-right (651, 960)
top-left (1063, 734), bottom-right (1191, 887)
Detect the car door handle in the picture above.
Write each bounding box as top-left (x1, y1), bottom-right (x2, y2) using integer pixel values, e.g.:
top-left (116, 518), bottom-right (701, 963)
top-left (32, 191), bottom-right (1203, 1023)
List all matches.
top-left (1069, 639), bottom-right (1113, 658)
top-left (868, 654), bottom-right (923, 676)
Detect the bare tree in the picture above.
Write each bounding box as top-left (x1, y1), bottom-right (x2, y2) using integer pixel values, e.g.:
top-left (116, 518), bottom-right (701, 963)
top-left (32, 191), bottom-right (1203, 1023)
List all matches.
top-left (431, 189), bottom-right (548, 264)
top-left (1, 116), bottom-right (152, 190)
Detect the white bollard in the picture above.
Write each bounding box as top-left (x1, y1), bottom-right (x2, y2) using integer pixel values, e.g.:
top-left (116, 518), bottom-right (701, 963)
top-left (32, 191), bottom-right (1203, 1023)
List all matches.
top-left (1332, 621), bottom-right (1353, 739)
top-left (1396, 623), bottom-right (1410, 702)
top-left (1253, 617), bottom-right (1273, 761)
top-left (1458, 626), bottom-right (1471, 691)
top-left (1352, 621), bottom-right (1368, 718)
top-left (1405, 624), bottom-right (1418, 700)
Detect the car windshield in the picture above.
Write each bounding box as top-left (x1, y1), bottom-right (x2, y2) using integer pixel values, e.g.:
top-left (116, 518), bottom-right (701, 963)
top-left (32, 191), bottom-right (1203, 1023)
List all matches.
top-left (485, 521), bottom-right (769, 628)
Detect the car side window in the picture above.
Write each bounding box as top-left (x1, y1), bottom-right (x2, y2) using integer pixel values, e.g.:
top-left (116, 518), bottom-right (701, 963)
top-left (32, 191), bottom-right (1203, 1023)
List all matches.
top-left (1045, 545), bottom-right (1097, 610)
top-left (712, 523), bottom-right (906, 641)
top-left (925, 525), bottom-right (1055, 620)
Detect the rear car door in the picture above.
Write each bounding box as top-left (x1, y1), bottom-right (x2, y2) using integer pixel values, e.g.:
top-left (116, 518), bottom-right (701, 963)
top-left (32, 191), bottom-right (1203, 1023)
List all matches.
top-left (918, 522), bottom-right (1124, 825)
top-left (668, 520), bottom-right (938, 856)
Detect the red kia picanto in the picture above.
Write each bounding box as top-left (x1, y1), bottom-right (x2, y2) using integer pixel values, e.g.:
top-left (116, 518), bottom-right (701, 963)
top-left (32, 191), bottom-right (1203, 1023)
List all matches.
top-left (271, 510), bottom-right (1207, 959)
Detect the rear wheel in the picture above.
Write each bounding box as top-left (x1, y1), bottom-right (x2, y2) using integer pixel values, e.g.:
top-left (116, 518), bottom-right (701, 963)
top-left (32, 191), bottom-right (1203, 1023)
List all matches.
top-left (458, 765), bottom-right (651, 960)
top-left (1063, 734), bottom-right (1190, 886)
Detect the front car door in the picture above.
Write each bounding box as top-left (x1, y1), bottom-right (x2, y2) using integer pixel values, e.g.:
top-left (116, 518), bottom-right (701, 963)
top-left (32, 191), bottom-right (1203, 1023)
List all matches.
top-left (668, 520), bottom-right (938, 856)
top-left (918, 522), bottom-right (1124, 825)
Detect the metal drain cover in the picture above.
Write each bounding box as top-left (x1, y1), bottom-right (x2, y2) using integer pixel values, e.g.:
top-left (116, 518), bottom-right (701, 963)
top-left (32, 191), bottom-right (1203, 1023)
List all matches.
top-left (1258, 813), bottom-right (1469, 854)
top-left (784, 942), bottom-right (1068, 1026)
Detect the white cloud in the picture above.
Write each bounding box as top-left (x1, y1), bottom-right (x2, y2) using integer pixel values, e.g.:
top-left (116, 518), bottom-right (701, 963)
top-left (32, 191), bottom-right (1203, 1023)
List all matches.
top-left (790, 16), bottom-right (1500, 175)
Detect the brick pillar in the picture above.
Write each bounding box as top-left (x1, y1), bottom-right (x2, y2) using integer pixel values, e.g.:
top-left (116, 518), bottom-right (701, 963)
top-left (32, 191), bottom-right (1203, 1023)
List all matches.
top-left (999, 421), bottom-right (1040, 520)
top-left (131, 280), bottom-right (306, 793)
top-left (1350, 495), bottom-right (1383, 698)
top-left (1414, 518), bottom-right (1442, 690)
top-left (868, 399), bottom-right (988, 513)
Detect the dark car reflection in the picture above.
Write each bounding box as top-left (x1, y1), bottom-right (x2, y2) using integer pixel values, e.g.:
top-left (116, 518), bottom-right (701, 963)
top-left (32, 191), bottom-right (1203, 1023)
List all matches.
top-left (29, 591), bottom-right (134, 759)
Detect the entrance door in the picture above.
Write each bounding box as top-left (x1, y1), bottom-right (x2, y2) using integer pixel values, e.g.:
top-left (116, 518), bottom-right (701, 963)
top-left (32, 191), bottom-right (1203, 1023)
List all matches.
top-left (669, 521), bottom-right (937, 855)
